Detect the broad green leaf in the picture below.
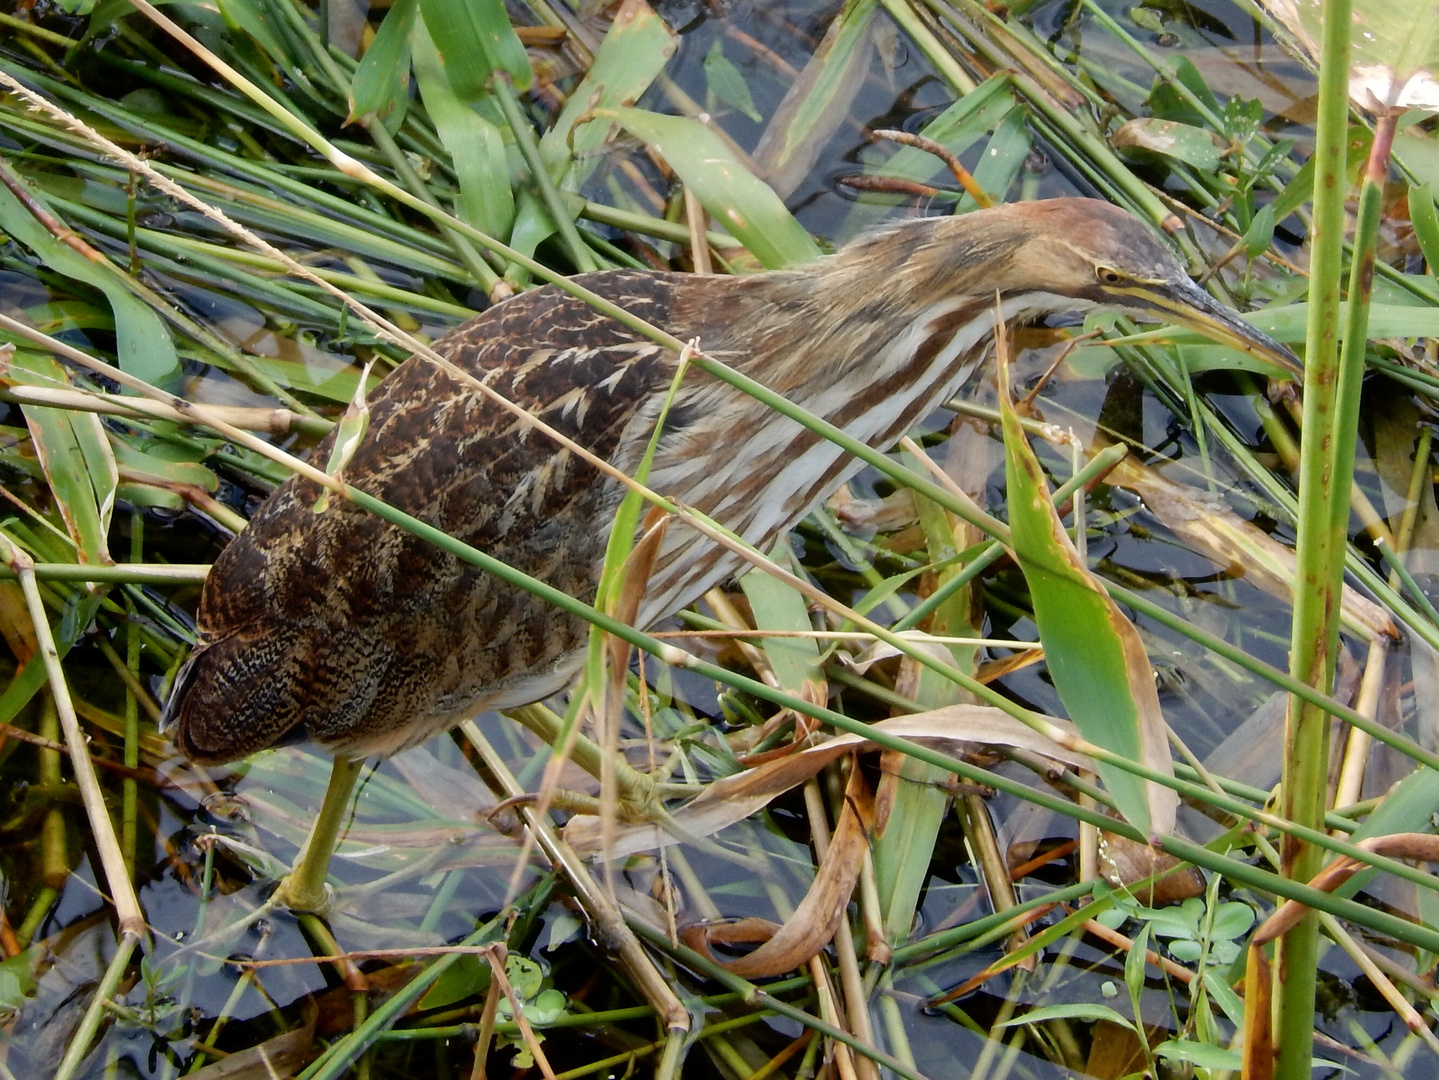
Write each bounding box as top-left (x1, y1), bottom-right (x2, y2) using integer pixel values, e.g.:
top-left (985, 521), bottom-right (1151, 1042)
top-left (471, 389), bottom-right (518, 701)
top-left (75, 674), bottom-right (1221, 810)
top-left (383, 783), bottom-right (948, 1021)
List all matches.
top-left (1202, 966), bottom-right (1246, 1027)
top-left (870, 445), bottom-right (986, 946)
top-left (1141, 301), bottom-right (1439, 344)
top-left (1260, 0), bottom-right (1439, 113)
top-left (0, 180), bottom-right (179, 389)
top-left (5, 352), bottom-right (116, 567)
top-left (1243, 202), bottom-right (1276, 257)
top-left (116, 483), bottom-right (186, 512)
top-left (593, 108), bottom-right (822, 269)
top-left (539, 0), bottom-right (677, 188)
top-left (1171, 56), bottom-right (1223, 117)
top-left (348, 0), bottom-right (417, 130)
top-left (1396, 130), bottom-right (1439, 187)
top-left (1130, 7), bottom-right (1164, 32)
top-left (1148, 57), bottom-right (1221, 128)
top-left (0, 950), bottom-right (37, 1011)
top-left (1124, 923), bottom-right (1150, 1026)
top-left (999, 359), bottom-right (1177, 837)
top-left (412, 20), bottom-right (514, 238)
top-left (1332, 766), bottom-right (1439, 901)
top-left (417, 0), bottom-right (530, 97)
top-left (247, 356), bottom-right (373, 403)
top-left (1210, 901), bottom-right (1256, 940)
top-left (704, 40), bottom-right (762, 123)
top-left (419, 954), bottom-right (490, 1011)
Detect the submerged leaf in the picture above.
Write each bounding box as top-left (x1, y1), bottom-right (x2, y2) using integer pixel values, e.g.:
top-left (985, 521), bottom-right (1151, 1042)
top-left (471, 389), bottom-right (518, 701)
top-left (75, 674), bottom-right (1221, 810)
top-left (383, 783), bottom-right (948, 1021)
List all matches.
top-left (540, 0), bottom-right (678, 188)
top-left (563, 706), bottom-right (1093, 858)
top-left (704, 39), bottom-right (762, 123)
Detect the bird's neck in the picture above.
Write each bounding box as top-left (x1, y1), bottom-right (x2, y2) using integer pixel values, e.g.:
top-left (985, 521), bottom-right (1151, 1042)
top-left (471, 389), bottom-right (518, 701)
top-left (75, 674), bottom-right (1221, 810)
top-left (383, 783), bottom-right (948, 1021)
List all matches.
top-left (674, 265), bottom-right (1087, 421)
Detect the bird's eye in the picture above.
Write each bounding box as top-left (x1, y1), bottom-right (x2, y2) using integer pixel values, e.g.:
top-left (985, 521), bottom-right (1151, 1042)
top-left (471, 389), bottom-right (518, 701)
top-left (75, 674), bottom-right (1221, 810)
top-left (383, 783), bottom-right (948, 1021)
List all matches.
top-left (1096, 266), bottom-right (1124, 286)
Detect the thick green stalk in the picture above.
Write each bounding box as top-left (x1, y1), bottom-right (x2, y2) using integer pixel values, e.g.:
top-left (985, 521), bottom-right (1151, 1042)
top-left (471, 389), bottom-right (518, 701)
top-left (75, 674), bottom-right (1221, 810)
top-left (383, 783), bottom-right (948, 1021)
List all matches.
top-left (1279, 0), bottom-right (1355, 1069)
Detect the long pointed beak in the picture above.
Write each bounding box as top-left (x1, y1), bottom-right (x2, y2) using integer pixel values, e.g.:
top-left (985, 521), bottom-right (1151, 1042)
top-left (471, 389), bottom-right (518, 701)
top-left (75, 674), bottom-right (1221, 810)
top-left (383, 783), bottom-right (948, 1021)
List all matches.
top-left (1115, 279), bottom-right (1303, 380)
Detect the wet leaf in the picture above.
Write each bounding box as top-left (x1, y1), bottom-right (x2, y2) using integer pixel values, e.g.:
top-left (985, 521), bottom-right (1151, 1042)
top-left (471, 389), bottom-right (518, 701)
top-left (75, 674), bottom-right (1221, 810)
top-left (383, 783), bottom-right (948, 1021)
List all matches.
top-left (109, 435), bottom-right (219, 493)
top-left (683, 762), bottom-right (873, 978)
top-left (998, 354), bottom-right (1177, 838)
top-left (1410, 183), bottom-right (1439, 270)
top-left (593, 108), bottom-right (821, 269)
top-left (704, 40), bottom-right (762, 123)
top-left (348, 0), bottom-right (417, 129)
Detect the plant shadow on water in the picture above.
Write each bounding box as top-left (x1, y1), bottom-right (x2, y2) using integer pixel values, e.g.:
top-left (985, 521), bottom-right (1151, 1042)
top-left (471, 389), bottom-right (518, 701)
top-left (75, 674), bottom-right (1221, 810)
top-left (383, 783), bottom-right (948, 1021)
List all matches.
top-left (0, 0), bottom-right (1438, 1075)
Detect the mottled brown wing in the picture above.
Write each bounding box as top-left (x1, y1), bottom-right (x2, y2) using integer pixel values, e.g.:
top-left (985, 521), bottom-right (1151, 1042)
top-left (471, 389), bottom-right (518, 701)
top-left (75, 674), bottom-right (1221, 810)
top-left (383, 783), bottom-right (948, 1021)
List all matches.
top-left (168, 270), bottom-right (680, 764)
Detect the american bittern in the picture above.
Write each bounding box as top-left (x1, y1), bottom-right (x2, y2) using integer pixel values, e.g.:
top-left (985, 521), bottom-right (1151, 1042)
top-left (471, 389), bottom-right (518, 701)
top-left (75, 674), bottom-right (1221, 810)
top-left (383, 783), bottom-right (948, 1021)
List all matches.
top-left (163, 198), bottom-right (1298, 909)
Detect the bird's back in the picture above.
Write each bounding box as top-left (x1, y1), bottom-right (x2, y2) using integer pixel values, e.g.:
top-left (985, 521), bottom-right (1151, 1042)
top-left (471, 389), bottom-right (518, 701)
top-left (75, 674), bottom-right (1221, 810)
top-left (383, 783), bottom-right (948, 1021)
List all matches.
top-left (170, 270), bottom-right (685, 763)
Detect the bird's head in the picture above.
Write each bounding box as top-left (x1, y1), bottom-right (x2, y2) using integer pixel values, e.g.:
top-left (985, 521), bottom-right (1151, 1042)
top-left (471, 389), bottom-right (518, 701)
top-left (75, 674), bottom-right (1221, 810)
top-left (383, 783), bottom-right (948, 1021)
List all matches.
top-left (993, 199), bottom-right (1301, 377)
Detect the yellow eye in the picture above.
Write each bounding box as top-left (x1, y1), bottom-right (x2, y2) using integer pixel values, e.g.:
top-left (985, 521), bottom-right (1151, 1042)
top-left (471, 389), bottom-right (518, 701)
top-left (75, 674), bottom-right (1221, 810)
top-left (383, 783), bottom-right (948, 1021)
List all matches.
top-left (1096, 266), bottom-right (1124, 285)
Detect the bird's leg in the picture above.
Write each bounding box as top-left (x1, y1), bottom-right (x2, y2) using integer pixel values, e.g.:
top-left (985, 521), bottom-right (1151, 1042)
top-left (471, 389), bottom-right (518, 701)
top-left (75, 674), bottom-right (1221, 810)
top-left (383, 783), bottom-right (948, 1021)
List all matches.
top-left (272, 755), bottom-right (364, 912)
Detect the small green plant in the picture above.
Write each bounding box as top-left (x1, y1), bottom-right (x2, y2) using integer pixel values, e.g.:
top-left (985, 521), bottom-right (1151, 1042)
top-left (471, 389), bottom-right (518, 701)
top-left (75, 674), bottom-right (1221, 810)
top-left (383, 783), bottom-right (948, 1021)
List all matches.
top-left (1095, 891), bottom-right (1256, 967)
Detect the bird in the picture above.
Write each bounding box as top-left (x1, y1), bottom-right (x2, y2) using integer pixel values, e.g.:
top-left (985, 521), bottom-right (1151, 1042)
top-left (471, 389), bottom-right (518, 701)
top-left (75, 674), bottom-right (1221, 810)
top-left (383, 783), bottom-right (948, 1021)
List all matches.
top-left (162, 197), bottom-right (1298, 907)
